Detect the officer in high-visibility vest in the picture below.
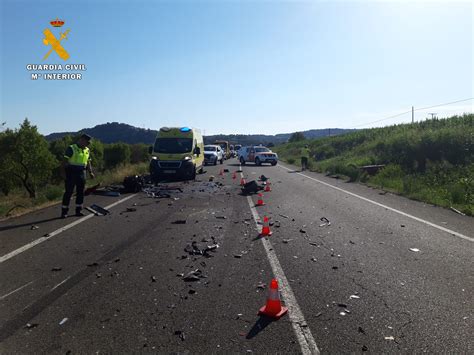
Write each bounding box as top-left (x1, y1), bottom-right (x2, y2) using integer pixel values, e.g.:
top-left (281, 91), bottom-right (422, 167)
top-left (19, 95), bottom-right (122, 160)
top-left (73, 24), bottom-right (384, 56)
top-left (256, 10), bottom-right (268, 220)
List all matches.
top-left (60, 134), bottom-right (95, 218)
top-left (301, 145), bottom-right (310, 171)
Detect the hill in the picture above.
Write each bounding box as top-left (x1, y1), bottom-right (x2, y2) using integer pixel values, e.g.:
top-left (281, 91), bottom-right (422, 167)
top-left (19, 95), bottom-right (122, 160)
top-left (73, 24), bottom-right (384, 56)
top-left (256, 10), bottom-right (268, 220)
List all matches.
top-left (274, 114), bottom-right (474, 215)
top-left (46, 123), bottom-right (355, 146)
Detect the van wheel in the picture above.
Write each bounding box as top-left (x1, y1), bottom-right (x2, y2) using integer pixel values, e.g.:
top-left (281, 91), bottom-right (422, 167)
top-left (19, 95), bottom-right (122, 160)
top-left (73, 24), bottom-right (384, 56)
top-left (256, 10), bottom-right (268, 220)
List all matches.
top-left (255, 158), bottom-right (261, 166)
top-left (240, 157), bottom-right (246, 165)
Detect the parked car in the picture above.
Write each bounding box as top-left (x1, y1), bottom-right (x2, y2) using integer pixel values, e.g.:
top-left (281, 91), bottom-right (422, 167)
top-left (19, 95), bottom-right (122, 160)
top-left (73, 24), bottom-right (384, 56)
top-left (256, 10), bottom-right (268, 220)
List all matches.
top-left (239, 146), bottom-right (278, 166)
top-left (204, 145), bottom-right (224, 165)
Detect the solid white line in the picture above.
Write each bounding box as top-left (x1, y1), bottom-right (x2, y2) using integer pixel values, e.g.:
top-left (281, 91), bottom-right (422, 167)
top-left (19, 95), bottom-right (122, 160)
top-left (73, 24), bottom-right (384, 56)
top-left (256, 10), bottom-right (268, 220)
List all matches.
top-left (51, 276), bottom-right (72, 291)
top-left (241, 164), bottom-right (320, 354)
top-left (279, 165), bottom-right (473, 243)
top-left (0, 281), bottom-right (34, 301)
top-left (0, 194), bottom-right (137, 264)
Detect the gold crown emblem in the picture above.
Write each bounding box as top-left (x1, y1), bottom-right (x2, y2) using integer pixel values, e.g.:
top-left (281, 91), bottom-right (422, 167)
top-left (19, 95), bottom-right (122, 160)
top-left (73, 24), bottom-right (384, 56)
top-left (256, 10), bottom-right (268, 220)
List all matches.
top-left (50, 18), bottom-right (65, 27)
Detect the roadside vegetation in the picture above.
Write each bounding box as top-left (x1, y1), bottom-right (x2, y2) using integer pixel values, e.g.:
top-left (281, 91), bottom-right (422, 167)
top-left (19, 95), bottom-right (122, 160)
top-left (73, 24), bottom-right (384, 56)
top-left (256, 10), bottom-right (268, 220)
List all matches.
top-left (275, 114), bottom-right (474, 216)
top-left (0, 119), bottom-right (150, 218)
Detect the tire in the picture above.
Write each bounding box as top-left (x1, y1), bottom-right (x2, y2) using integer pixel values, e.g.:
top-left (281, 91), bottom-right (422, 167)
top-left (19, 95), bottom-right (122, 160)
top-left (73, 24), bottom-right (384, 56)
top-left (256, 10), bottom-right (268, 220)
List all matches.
top-left (255, 158), bottom-right (261, 166)
top-left (271, 162), bottom-right (277, 166)
top-left (240, 157), bottom-right (246, 165)
top-left (214, 159), bottom-right (217, 166)
top-left (191, 166), bottom-right (196, 180)
top-left (220, 158), bottom-right (223, 165)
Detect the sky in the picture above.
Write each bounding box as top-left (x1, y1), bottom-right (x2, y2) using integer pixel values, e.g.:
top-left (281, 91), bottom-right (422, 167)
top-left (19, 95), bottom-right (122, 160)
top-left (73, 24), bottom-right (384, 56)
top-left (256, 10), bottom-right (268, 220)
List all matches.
top-left (0, 0), bottom-right (472, 136)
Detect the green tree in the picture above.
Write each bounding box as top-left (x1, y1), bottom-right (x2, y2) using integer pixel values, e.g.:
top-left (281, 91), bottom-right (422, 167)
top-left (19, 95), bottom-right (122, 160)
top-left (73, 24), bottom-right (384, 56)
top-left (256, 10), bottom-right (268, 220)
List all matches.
top-left (289, 132), bottom-right (306, 143)
top-left (130, 143), bottom-right (149, 164)
top-left (104, 143), bottom-right (131, 168)
top-left (0, 119), bottom-right (56, 198)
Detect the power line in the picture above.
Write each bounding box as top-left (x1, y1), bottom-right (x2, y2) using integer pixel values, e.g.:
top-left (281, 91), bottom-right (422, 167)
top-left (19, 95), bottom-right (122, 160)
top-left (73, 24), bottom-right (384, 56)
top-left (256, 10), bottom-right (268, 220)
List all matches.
top-left (349, 97), bottom-right (473, 129)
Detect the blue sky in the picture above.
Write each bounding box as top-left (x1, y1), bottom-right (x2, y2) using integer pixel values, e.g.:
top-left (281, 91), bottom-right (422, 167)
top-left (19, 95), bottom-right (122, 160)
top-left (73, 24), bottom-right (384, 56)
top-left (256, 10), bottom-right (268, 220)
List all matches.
top-left (1, 0), bottom-right (472, 135)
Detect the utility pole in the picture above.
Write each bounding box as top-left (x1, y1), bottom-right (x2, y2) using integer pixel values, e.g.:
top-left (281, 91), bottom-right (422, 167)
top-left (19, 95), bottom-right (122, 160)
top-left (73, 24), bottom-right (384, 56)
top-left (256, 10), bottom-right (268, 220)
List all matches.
top-left (428, 113), bottom-right (437, 120)
top-left (412, 106), bottom-right (414, 123)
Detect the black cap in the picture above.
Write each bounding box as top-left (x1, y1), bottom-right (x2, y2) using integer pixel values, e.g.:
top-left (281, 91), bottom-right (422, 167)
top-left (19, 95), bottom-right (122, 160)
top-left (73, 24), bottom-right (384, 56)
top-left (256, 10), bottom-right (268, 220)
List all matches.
top-left (80, 133), bottom-right (92, 141)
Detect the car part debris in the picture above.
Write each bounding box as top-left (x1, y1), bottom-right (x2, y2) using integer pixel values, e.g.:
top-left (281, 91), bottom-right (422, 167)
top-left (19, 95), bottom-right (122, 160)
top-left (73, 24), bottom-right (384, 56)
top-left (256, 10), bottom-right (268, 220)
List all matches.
top-left (358, 326), bottom-right (365, 334)
top-left (257, 282), bottom-right (266, 290)
top-left (362, 345), bottom-right (368, 352)
top-left (172, 220), bottom-right (187, 224)
top-left (51, 267), bottom-right (62, 271)
top-left (188, 289), bottom-right (196, 294)
top-left (59, 318), bottom-right (68, 325)
top-left (350, 295), bottom-right (360, 299)
top-left (319, 217), bottom-right (331, 227)
top-left (25, 323), bottom-right (39, 329)
top-left (123, 175), bottom-right (144, 193)
top-left (309, 242), bottom-right (318, 246)
top-left (183, 269), bottom-right (204, 281)
top-left (234, 254), bottom-right (242, 258)
top-left (93, 190), bottom-right (121, 197)
top-left (278, 214), bottom-right (289, 219)
top-left (409, 248), bottom-right (420, 252)
top-left (126, 207), bottom-right (137, 212)
top-left (151, 276), bottom-right (157, 282)
top-left (311, 257), bottom-right (317, 262)
top-left (87, 262), bottom-right (99, 267)
top-left (384, 336), bottom-right (395, 341)
top-left (84, 183), bottom-right (101, 196)
top-left (215, 216), bottom-right (227, 219)
top-left (90, 204), bottom-right (110, 215)
top-left (450, 207), bottom-right (466, 216)
top-left (332, 266), bottom-right (338, 270)
top-left (258, 175), bottom-right (268, 181)
top-left (299, 229), bottom-right (306, 234)
top-left (30, 225), bottom-right (39, 230)
top-left (85, 207), bottom-right (101, 216)
top-left (282, 239), bottom-right (293, 244)
top-left (174, 330), bottom-right (186, 341)
top-left (241, 180), bottom-right (263, 194)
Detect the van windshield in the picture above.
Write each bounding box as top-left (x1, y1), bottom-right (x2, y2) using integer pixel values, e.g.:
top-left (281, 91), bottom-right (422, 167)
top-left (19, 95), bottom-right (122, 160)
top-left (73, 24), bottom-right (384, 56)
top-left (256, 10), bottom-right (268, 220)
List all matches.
top-left (154, 138), bottom-right (193, 154)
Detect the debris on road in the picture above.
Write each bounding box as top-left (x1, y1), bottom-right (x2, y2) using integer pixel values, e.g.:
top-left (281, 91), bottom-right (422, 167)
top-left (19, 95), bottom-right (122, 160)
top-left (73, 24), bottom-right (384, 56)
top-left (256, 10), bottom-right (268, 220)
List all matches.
top-left (319, 217), bottom-right (331, 227)
top-left (332, 266), bottom-right (338, 270)
top-left (51, 267), bottom-right (62, 271)
top-left (215, 216), bottom-right (227, 219)
top-left (174, 330), bottom-right (186, 341)
top-left (311, 257), bottom-right (317, 262)
top-left (25, 323), bottom-right (39, 329)
top-left (172, 220), bottom-right (187, 224)
top-left (90, 204), bottom-right (110, 215)
top-left (282, 239), bottom-right (293, 244)
top-left (350, 295), bottom-right (360, 299)
top-left (257, 282), bottom-right (266, 290)
top-left (234, 254), bottom-right (242, 258)
top-left (87, 262), bottom-right (99, 267)
top-left (409, 248), bottom-right (420, 252)
top-left (278, 214), bottom-right (289, 219)
top-left (30, 225), bottom-right (39, 230)
top-left (450, 207), bottom-right (466, 216)
top-left (258, 175), bottom-right (269, 182)
top-left (309, 242), bottom-right (318, 246)
top-left (126, 207), bottom-right (137, 212)
top-left (339, 311), bottom-right (347, 316)
top-left (384, 336), bottom-right (395, 341)
top-left (59, 318), bottom-right (68, 325)
top-left (85, 207), bottom-right (101, 216)
top-left (151, 276), bottom-right (157, 282)
top-left (362, 345), bottom-right (368, 352)
top-left (299, 229), bottom-right (306, 234)
top-left (182, 269), bottom-right (205, 281)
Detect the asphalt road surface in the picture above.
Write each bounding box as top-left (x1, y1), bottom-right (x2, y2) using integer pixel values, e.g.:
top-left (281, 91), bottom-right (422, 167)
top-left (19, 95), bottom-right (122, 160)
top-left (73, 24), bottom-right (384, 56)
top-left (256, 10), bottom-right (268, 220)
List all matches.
top-left (1, 159), bottom-right (473, 354)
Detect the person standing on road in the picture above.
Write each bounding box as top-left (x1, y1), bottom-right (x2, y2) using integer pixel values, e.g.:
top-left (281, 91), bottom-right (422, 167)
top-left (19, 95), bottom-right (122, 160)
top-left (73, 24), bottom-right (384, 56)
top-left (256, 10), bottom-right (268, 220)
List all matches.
top-left (301, 145), bottom-right (310, 171)
top-left (60, 134), bottom-right (95, 218)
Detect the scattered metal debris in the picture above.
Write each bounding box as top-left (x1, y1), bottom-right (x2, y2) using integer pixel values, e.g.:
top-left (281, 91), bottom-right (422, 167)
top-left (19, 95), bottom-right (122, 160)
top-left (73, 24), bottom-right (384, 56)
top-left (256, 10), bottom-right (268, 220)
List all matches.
top-left (384, 336), bottom-right (395, 341)
top-left (30, 225), bottom-right (39, 230)
top-left (299, 229), bottom-right (307, 234)
top-left (282, 239), bottom-right (293, 244)
top-left (90, 204), bottom-right (110, 215)
top-left (59, 318), bottom-right (68, 325)
top-left (25, 323), bottom-right (39, 329)
top-left (51, 267), bottom-right (62, 271)
top-left (409, 248), bottom-right (420, 252)
top-left (319, 217), bottom-right (331, 227)
top-left (350, 295), bottom-right (360, 299)
top-left (151, 276), bottom-right (157, 282)
top-left (234, 254), bottom-right (242, 258)
top-left (87, 262), bottom-right (99, 267)
top-left (278, 214), bottom-right (289, 219)
top-left (174, 330), bottom-right (186, 341)
top-left (311, 257), bottom-right (317, 262)
top-left (182, 269), bottom-right (205, 282)
top-left (172, 220), bottom-right (187, 224)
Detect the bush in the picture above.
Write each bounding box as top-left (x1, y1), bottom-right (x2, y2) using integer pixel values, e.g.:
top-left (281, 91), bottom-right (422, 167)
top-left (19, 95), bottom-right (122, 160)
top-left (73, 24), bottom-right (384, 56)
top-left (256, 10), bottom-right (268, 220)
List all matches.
top-left (104, 143), bottom-right (131, 168)
top-left (44, 185), bottom-right (64, 201)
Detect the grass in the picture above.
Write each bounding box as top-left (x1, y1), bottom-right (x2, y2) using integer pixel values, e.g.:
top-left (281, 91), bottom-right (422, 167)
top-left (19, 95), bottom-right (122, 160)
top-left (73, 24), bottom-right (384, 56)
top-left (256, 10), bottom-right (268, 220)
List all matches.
top-left (274, 114), bottom-right (474, 216)
top-left (0, 162), bottom-right (148, 219)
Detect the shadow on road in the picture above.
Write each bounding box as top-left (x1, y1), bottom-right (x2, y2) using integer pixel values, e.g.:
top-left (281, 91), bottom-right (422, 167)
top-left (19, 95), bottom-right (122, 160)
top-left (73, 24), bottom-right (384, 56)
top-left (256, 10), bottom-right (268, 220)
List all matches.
top-left (246, 315), bottom-right (275, 339)
top-left (0, 217), bottom-right (60, 232)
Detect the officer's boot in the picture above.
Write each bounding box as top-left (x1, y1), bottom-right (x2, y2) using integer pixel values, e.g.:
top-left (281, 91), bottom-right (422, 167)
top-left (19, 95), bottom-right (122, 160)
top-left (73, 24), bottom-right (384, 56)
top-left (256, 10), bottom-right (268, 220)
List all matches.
top-left (61, 207), bottom-right (69, 219)
top-left (75, 206), bottom-right (85, 217)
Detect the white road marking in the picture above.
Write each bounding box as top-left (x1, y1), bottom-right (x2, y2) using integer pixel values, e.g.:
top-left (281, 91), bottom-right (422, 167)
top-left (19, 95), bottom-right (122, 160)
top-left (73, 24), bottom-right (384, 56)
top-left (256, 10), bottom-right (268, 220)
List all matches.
top-left (240, 165), bottom-right (320, 355)
top-left (51, 276), bottom-right (72, 291)
top-left (0, 194), bottom-right (137, 264)
top-left (0, 281), bottom-right (34, 301)
top-left (279, 165), bottom-right (473, 243)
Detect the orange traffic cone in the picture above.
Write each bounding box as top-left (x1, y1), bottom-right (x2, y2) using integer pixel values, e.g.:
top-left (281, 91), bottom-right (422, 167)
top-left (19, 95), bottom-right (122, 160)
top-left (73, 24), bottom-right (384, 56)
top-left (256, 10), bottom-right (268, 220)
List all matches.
top-left (240, 177), bottom-right (246, 186)
top-left (258, 279), bottom-right (288, 319)
top-left (264, 182), bottom-right (272, 192)
top-left (232, 171), bottom-right (237, 180)
top-left (256, 193), bottom-right (265, 206)
top-left (260, 216), bottom-right (272, 236)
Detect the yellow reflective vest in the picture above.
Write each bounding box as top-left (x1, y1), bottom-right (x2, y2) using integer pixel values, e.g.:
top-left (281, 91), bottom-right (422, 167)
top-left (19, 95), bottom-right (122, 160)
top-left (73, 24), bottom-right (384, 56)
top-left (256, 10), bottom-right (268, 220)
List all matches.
top-left (65, 144), bottom-right (90, 167)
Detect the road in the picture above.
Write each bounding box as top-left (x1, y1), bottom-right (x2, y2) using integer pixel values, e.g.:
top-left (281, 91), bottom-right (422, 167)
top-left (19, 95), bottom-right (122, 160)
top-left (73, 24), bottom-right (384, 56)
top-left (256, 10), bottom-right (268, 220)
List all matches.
top-left (0, 159), bottom-right (473, 354)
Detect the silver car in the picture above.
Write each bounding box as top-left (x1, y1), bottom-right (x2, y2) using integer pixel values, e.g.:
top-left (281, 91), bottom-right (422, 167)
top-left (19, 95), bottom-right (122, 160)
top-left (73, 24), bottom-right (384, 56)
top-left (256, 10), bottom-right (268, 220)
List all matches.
top-left (204, 145), bottom-right (224, 165)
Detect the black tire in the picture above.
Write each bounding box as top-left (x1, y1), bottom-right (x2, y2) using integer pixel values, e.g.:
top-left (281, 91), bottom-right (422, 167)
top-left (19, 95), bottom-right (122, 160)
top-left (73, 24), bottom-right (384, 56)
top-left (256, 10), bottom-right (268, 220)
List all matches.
top-left (214, 159), bottom-right (217, 166)
top-left (191, 166), bottom-right (196, 180)
top-left (271, 162), bottom-right (277, 166)
top-left (220, 158), bottom-right (223, 165)
top-left (240, 157), bottom-right (246, 165)
top-left (255, 158), bottom-right (261, 166)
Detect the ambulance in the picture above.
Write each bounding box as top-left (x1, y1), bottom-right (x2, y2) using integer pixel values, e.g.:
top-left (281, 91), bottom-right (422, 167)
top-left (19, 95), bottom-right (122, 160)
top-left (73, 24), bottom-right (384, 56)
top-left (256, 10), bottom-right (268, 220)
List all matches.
top-left (149, 127), bottom-right (204, 182)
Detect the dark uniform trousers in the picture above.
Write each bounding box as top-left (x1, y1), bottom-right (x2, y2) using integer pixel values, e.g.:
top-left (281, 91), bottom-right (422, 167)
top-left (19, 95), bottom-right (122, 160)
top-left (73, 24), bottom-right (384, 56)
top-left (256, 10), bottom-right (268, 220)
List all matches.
top-left (62, 167), bottom-right (86, 213)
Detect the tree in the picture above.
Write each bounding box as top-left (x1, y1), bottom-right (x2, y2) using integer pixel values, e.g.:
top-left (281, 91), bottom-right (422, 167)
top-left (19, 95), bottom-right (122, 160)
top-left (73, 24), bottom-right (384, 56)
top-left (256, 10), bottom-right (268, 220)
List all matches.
top-left (0, 119), bottom-right (56, 198)
top-left (130, 143), bottom-right (149, 164)
top-left (104, 143), bottom-right (131, 168)
top-left (289, 132), bottom-right (306, 143)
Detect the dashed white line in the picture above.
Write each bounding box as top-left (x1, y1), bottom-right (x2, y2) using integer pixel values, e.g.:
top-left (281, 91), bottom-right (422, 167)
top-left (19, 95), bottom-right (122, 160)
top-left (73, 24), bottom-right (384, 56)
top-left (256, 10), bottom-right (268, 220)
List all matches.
top-left (278, 165), bottom-right (473, 243)
top-left (0, 281), bottom-right (34, 301)
top-left (51, 276), bottom-right (72, 291)
top-left (0, 194), bottom-right (137, 264)
top-left (240, 165), bottom-right (320, 355)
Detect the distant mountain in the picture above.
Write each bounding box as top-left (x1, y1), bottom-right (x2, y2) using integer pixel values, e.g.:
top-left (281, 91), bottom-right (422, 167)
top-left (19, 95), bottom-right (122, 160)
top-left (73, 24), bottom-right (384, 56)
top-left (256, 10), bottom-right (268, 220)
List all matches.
top-left (45, 122), bottom-right (356, 145)
top-left (45, 122), bottom-right (158, 144)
